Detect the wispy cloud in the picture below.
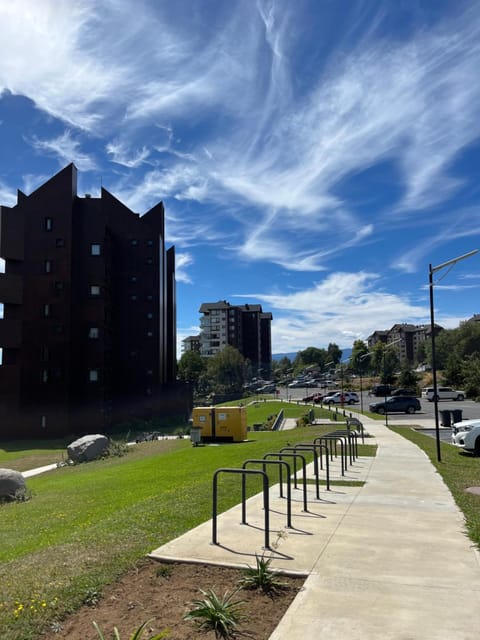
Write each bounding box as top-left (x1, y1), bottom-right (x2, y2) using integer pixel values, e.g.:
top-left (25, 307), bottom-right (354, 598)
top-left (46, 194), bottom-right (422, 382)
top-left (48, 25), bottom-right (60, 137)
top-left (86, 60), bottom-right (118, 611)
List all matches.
top-left (236, 271), bottom-right (429, 351)
top-left (175, 252), bottom-right (194, 284)
top-left (28, 131), bottom-right (97, 171)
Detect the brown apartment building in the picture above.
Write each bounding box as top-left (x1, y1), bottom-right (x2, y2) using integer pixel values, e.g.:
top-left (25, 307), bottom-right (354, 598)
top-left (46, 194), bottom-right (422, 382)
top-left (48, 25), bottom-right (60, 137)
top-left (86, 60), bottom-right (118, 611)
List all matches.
top-left (0, 164), bottom-right (191, 438)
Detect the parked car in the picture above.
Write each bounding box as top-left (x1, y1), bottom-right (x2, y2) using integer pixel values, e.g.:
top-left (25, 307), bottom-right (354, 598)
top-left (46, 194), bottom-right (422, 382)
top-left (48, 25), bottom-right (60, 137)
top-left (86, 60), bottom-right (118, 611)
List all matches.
top-left (451, 419), bottom-right (480, 455)
top-left (391, 388), bottom-right (416, 396)
top-left (302, 393), bottom-right (324, 403)
top-left (369, 395), bottom-right (421, 414)
top-left (370, 385), bottom-right (393, 397)
top-left (422, 387), bottom-right (465, 401)
top-left (288, 380), bottom-right (306, 388)
top-left (258, 383), bottom-right (276, 393)
top-left (324, 392), bottom-right (359, 405)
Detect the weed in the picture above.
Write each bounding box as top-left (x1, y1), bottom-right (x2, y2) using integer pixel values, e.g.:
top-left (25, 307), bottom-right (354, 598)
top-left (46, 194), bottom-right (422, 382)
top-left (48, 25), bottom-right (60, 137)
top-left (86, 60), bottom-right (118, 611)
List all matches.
top-left (93, 618), bottom-right (169, 639)
top-left (155, 564), bottom-right (172, 579)
top-left (83, 587), bottom-right (101, 607)
top-left (184, 588), bottom-right (246, 638)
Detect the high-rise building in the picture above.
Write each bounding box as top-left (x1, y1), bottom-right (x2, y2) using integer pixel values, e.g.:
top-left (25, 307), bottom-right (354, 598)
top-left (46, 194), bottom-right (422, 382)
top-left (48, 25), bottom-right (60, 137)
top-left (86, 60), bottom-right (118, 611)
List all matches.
top-left (197, 300), bottom-right (272, 376)
top-left (0, 164), bottom-right (191, 437)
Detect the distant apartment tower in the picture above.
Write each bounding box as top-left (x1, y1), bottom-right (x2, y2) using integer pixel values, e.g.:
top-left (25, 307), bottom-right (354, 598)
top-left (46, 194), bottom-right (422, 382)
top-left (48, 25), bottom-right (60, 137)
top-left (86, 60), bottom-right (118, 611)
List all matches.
top-left (198, 300), bottom-right (272, 376)
top-left (367, 323), bottom-right (443, 364)
top-left (0, 164), bottom-right (191, 437)
top-left (182, 335), bottom-right (201, 353)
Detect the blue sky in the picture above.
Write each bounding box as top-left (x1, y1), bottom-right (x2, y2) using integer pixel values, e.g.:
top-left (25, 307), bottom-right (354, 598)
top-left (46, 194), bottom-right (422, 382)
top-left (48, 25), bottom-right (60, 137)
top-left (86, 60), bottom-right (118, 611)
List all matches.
top-left (1, 0), bottom-right (480, 356)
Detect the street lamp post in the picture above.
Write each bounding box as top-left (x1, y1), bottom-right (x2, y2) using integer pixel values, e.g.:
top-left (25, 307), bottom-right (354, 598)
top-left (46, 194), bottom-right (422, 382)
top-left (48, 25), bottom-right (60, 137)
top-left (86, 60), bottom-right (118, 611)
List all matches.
top-left (383, 338), bottom-right (402, 428)
top-left (429, 249), bottom-right (478, 462)
top-left (359, 352), bottom-right (373, 414)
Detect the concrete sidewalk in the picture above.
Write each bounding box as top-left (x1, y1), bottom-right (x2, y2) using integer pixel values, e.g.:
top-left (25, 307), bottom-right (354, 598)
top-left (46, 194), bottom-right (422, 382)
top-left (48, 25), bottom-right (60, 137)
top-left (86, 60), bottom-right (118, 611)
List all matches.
top-left (150, 417), bottom-right (480, 639)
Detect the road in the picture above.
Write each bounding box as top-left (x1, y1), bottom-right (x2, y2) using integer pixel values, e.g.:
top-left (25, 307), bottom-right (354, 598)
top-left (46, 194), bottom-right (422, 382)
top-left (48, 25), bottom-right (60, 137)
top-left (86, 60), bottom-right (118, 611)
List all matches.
top-left (278, 385), bottom-right (479, 423)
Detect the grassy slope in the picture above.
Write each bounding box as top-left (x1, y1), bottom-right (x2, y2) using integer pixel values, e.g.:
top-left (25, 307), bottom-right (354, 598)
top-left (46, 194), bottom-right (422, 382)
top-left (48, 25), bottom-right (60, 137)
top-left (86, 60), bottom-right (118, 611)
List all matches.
top-left (1, 425), bottom-right (374, 640)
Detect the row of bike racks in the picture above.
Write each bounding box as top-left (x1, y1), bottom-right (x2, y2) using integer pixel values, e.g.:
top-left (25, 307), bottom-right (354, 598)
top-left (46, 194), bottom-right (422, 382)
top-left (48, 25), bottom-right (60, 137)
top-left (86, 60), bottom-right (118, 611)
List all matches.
top-left (212, 427), bottom-right (361, 549)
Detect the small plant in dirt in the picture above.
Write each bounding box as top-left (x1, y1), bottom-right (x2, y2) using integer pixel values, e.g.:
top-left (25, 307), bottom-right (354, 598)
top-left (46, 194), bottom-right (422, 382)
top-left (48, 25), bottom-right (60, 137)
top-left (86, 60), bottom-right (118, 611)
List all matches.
top-left (155, 564), bottom-right (173, 578)
top-left (239, 552), bottom-right (287, 594)
top-left (184, 588), bottom-right (246, 638)
top-left (93, 618), bottom-right (169, 639)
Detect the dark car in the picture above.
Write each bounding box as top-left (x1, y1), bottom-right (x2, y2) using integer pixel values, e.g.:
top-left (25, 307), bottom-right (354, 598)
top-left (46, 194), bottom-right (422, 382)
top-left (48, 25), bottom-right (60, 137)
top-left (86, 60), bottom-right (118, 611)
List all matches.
top-left (302, 393), bottom-right (324, 403)
top-left (369, 396), bottom-right (421, 415)
top-left (391, 388), bottom-right (416, 396)
top-left (370, 384), bottom-right (393, 397)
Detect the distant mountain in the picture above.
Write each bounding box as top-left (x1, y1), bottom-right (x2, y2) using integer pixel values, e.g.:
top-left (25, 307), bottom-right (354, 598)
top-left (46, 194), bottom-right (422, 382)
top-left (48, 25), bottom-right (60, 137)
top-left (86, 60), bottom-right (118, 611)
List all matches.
top-left (272, 348), bottom-right (352, 363)
top-left (272, 352), bottom-right (297, 361)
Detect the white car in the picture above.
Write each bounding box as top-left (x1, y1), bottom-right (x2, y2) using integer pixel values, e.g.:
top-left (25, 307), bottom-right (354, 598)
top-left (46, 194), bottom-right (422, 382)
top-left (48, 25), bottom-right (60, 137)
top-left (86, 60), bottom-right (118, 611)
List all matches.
top-left (422, 387), bottom-right (465, 402)
top-left (323, 392), bottom-right (359, 405)
top-left (451, 419), bottom-right (480, 455)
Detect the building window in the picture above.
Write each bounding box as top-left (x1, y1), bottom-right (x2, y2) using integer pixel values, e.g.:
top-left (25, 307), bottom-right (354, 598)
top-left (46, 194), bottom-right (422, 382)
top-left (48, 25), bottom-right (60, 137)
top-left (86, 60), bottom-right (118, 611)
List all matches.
top-left (146, 295), bottom-right (153, 301)
top-left (88, 369), bottom-right (99, 382)
top-left (88, 327), bottom-right (99, 339)
top-left (41, 369), bottom-right (49, 383)
top-left (43, 303), bottom-right (50, 317)
top-left (147, 331), bottom-right (153, 337)
top-left (44, 260), bottom-right (52, 273)
top-left (91, 243), bottom-right (101, 256)
top-left (131, 295), bottom-right (137, 301)
top-left (55, 324), bottom-right (64, 334)
top-left (56, 238), bottom-right (65, 247)
top-left (146, 239), bottom-right (153, 246)
top-left (89, 285), bottom-right (101, 296)
top-left (130, 276), bottom-right (137, 282)
top-left (146, 257), bottom-right (153, 265)
top-left (41, 346), bottom-right (49, 361)
top-left (45, 217), bottom-right (53, 231)
top-left (55, 281), bottom-right (64, 292)
top-left (147, 312), bottom-right (153, 319)
top-left (131, 239), bottom-right (138, 246)
top-left (147, 369), bottom-right (153, 376)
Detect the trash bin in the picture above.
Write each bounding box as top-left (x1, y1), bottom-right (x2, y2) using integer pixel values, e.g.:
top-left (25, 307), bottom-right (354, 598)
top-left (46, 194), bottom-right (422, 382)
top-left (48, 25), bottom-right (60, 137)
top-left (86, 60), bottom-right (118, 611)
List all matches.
top-left (440, 410), bottom-right (451, 427)
top-left (190, 427), bottom-right (202, 446)
top-left (451, 409), bottom-right (463, 425)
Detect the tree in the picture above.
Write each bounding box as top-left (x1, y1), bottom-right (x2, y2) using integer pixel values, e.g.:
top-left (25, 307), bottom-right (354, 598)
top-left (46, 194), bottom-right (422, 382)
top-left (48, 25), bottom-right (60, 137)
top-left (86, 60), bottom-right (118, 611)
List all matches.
top-left (296, 347), bottom-right (327, 367)
top-left (327, 343), bottom-right (342, 365)
top-left (206, 346), bottom-right (247, 394)
top-left (177, 351), bottom-right (206, 388)
top-left (461, 353), bottom-right (480, 399)
top-left (397, 366), bottom-right (419, 391)
top-left (350, 340), bottom-right (370, 374)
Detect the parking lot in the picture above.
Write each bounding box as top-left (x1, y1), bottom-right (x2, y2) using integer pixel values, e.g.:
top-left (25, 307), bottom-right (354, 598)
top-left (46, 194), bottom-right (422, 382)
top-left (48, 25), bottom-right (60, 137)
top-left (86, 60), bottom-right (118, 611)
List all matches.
top-left (279, 385), bottom-right (479, 423)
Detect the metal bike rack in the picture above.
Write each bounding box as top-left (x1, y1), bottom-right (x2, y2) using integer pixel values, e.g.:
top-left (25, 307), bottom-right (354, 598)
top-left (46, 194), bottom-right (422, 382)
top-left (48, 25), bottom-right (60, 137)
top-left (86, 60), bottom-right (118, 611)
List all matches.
top-left (294, 442), bottom-right (331, 492)
top-left (278, 449), bottom-right (309, 512)
top-left (329, 429), bottom-right (358, 463)
top-left (280, 445), bottom-right (321, 498)
top-left (212, 468), bottom-right (270, 549)
top-left (242, 459), bottom-right (293, 528)
top-left (314, 436), bottom-right (346, 476)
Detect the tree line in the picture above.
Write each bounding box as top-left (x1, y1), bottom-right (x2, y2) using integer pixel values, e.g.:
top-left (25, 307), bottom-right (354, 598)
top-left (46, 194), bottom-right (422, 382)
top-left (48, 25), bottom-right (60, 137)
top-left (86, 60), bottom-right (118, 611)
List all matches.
top-left (178, 320), bottom-right (480, 400)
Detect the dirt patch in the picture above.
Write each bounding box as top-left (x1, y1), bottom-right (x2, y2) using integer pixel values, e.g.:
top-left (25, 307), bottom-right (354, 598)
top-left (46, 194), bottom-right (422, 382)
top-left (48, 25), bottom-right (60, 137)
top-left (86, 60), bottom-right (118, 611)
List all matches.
top-left (39, 559), bottom-right (304, 639)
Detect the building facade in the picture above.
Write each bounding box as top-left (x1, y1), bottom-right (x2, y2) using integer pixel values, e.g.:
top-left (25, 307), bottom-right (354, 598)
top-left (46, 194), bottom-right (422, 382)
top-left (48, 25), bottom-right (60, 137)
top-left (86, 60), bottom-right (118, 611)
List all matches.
top-left (195, 300), bottom-right (272, 376)
top-left (0, 164), bottom-right (191, 438)
top-left (367, 323), bottom-right (442, 364)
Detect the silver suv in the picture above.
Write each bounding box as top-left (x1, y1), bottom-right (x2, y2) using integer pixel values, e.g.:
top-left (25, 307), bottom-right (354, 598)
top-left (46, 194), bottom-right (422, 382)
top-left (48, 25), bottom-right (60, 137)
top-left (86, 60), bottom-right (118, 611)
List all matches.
top-left (323, 392), bottom-right (359, 405)
top-left (422, 387), bottom-right (465, 402)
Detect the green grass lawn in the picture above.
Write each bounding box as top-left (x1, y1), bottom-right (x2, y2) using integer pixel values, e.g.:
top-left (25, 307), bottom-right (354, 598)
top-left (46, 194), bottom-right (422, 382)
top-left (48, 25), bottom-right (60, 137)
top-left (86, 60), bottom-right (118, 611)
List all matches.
top-left (0, 424), bottom-right (373, 640)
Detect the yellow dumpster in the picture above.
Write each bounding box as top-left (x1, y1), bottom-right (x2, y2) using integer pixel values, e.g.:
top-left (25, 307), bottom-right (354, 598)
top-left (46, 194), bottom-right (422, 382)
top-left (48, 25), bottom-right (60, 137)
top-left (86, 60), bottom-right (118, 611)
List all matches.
top-left (191, 406), bottom-right (247, 442)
